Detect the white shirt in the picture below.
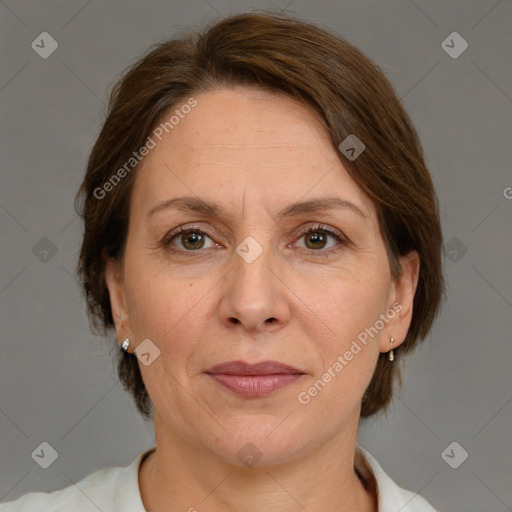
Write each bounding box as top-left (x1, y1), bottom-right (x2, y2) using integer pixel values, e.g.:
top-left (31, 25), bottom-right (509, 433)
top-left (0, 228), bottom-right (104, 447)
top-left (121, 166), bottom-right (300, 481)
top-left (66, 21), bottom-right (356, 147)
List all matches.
top-left (1, 446), bottom-right (436, 511)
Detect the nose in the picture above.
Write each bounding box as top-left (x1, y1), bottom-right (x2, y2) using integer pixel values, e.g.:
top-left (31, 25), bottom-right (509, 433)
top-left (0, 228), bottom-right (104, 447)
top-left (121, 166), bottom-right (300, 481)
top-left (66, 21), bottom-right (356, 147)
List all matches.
top-left (218, 243), bottom-right (291, 334)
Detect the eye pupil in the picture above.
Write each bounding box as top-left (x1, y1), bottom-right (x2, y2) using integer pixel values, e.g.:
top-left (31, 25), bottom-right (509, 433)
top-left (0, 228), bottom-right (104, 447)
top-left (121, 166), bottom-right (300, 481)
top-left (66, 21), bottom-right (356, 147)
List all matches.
top-left (305, 231), bottom-right (326, 249)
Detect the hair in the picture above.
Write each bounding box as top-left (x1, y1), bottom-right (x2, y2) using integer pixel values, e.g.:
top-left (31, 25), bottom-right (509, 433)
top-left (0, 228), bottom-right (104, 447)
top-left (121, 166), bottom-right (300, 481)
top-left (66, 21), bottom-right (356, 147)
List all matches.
top-left (75, 11), bottom-right (445, 421)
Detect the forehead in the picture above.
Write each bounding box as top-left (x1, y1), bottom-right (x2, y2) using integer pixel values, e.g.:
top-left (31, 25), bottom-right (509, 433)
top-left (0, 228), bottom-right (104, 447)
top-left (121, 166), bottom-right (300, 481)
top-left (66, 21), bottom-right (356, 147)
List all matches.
top-left (131, 86), bottom-right (375, 220)
top-left (155, 87), bottom-right (332, 164)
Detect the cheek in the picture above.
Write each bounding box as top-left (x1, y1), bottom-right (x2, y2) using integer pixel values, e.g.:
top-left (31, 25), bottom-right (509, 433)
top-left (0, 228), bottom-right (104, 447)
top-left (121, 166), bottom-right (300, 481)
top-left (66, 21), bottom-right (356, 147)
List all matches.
top-left (294, 260), bottom-right (390, 345)
top-left (295, 277), bottom-right (384, 413)
top-left (124, 260), bottom-right (215, 362)
top-left (291, 263), bottom-right (388, 404)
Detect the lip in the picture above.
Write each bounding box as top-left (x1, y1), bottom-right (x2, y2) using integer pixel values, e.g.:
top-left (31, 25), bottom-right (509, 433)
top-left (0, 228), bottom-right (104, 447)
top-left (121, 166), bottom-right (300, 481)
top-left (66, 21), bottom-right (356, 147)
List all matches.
top-left (206, 360), bottom-right (303, 375)
top-left (205, 360), bottom-right (305, 397)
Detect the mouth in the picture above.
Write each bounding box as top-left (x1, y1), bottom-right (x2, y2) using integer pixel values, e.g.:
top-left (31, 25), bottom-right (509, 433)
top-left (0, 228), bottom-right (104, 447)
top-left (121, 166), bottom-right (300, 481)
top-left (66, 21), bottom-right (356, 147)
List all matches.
top-left (205, 360), bottom-right (305, 397)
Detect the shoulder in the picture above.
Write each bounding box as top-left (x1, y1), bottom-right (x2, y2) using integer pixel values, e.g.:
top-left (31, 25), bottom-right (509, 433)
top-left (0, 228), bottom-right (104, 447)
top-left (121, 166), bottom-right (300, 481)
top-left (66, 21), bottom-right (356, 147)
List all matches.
top-left (0, 465), bottom-right (123, 512)
top-left (358, 447), bottom-right (437, 512)
top-left (0, 448), bottom-right (154, 512)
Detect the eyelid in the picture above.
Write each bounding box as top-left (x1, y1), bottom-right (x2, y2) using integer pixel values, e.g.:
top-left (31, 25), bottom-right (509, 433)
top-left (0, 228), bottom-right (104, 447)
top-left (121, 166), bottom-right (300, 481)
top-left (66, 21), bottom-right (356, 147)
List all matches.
top-left (294, 222), bottom-right (345, 240)
top-left (161, 223), bottom-right (220, 247)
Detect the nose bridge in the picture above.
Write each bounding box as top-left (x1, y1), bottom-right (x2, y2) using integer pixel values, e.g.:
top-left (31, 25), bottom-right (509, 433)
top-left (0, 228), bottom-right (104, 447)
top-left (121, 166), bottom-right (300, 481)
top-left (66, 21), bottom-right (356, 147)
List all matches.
top-left (219, 233), bottom-right (290, 331)
top-left (233, 235), bottom-right (275, 309)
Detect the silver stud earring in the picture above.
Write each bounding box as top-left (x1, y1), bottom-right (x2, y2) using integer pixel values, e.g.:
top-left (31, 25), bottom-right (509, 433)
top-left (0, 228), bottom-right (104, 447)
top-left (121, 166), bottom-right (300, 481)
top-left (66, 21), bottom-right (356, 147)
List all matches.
top-left (121, 338), bottom-right (130, 352)
top-left (388, 336), bottom-right (395, 361)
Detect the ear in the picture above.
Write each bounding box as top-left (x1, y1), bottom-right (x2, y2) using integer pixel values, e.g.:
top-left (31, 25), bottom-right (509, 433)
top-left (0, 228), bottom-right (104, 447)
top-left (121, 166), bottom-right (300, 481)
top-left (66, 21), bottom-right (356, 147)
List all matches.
top-left (379, 250), bottom-right (420, 353)
top-left (105, 258), bottom-right (133, 350)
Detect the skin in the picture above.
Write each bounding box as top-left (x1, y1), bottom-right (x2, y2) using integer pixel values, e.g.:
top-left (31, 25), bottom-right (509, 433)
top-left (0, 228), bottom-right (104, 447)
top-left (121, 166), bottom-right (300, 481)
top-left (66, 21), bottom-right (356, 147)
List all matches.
top-left (105, 86), bottom-right (420, 512)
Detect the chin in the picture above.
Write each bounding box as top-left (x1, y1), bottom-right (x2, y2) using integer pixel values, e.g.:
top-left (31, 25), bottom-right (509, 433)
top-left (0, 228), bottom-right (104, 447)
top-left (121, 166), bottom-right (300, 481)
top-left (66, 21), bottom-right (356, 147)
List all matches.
top-left (199, 418), bottom-right (314, 469)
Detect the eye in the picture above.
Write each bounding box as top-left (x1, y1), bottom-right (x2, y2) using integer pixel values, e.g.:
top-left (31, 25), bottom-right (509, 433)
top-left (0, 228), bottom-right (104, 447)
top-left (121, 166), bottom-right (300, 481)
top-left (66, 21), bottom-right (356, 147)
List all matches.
top-left (162, 225), bottom-right (219, 252)
top-left (293, 224), bottom-right (346, 255)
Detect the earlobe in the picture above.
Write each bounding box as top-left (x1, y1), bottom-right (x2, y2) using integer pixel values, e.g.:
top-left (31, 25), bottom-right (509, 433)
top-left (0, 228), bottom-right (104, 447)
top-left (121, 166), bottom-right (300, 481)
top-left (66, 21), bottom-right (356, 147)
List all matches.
top-left (381, 251), bottom-right (420, 353)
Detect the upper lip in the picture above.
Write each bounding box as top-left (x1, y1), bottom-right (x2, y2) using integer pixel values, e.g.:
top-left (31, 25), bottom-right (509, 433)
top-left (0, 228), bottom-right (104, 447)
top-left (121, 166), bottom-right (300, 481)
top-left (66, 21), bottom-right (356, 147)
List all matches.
top-left (205, 360), bottom-right (304, 375)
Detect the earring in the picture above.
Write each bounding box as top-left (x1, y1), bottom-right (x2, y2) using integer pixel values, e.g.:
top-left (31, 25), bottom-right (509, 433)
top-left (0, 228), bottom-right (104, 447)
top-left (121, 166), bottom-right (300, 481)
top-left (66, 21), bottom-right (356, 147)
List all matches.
top-left (388, 336), bottom-right (395, 361)
top-left (121, 338), bottom-right (130, 352)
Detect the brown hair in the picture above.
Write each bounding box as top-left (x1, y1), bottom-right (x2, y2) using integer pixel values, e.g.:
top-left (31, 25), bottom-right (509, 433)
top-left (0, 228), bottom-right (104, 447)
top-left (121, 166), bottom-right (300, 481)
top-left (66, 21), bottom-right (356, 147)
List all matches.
top-left (75, 11), bottom-right (445, 420)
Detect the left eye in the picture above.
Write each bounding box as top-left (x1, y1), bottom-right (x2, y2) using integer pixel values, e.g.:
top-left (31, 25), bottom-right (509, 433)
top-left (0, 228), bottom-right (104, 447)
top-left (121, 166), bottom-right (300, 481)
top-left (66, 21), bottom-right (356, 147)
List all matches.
top-left (294, 226), bottom-right (343, 251)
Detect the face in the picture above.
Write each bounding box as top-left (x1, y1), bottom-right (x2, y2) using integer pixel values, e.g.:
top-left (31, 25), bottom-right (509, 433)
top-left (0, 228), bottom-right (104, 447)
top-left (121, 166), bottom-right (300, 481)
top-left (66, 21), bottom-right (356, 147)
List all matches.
top-left (106, 86), bottom-right (419, 467)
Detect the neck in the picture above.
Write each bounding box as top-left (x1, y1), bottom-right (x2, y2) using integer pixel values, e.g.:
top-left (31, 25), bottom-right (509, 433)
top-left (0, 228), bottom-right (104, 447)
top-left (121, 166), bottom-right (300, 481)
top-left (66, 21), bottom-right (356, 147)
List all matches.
top-left (139, 412), bottom-right (376, 512)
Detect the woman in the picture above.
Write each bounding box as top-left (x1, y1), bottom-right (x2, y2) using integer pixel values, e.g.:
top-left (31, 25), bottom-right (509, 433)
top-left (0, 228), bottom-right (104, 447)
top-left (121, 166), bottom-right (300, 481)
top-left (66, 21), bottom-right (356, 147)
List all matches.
top-left (1, 11), bottom-right (444, 512)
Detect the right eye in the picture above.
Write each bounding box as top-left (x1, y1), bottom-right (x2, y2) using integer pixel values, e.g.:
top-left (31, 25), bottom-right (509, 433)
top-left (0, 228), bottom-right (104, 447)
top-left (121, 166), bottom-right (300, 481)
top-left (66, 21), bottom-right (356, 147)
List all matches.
top-left (162, 225), bottom-right (220, 253)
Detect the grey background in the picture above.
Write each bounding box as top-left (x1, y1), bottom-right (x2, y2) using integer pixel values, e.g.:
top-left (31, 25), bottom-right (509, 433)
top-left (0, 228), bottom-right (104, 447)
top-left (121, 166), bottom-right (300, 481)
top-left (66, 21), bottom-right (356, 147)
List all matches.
top-left (0, 1), bottom-right (511, 511)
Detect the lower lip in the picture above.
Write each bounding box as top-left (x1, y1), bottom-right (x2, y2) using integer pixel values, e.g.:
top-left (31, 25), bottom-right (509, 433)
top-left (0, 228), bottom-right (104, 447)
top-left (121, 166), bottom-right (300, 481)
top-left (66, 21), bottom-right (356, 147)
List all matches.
top-left (207, 373), bottom-right (303, 397)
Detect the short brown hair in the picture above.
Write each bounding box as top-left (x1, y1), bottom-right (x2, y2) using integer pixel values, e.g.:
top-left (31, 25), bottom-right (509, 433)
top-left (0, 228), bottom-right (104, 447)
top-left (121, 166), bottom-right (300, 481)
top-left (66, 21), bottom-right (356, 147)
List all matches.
top-left (75, 11), bottom-right (445, 420)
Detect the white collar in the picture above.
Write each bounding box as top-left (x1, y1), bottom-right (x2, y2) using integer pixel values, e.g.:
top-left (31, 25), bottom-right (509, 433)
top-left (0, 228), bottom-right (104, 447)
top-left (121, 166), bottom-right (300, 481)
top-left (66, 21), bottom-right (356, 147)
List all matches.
top-left (358, 447), bottom-right (436, 511)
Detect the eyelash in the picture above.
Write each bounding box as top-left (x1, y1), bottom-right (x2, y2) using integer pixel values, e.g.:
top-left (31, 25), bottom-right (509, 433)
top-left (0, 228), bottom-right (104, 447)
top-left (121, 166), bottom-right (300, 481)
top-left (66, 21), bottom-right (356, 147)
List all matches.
top-left (161, 223), bottom-right (346, 258)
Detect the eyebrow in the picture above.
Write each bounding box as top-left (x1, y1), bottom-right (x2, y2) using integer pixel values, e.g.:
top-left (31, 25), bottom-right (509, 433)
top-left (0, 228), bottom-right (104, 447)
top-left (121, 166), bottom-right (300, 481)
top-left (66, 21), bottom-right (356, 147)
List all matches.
top-left (147, 195), bottom-right (368, 222)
